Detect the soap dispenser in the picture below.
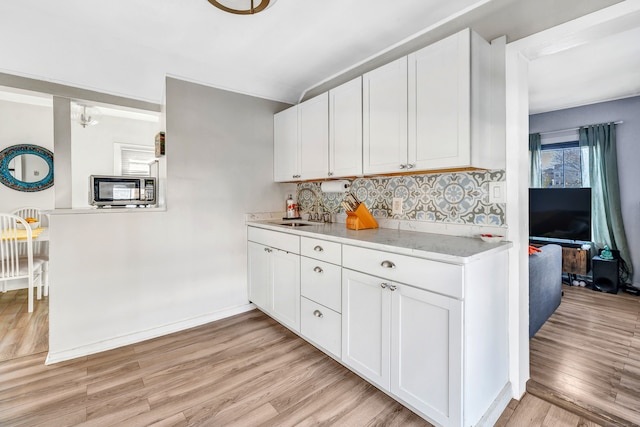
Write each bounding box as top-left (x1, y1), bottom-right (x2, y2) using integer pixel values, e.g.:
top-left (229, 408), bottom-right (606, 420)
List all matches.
top-left (286, 194), bottom-right (295, 219)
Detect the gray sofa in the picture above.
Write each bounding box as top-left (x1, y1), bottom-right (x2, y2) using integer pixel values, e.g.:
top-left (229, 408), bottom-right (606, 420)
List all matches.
top-left (529, 244), bottom-right (563, 338)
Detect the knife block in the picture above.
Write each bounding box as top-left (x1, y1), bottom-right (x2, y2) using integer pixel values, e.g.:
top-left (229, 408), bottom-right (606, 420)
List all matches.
top-left (346, 203), bottom-right (378, 230)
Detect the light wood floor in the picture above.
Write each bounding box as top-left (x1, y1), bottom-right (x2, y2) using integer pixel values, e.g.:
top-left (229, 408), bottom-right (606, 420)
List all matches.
top-left (0, 289), bottom-right (48, 362)
top-left (0, 306), bottom-right (432, 426)
top-left (0, 287), bottom-right (628, 426)
top-left (529, 285), bottom-right (640, 427)
top-left (496, 394), bottom-right (603, 427)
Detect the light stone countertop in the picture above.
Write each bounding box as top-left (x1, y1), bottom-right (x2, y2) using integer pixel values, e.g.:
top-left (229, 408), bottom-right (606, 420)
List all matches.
top-left (247, 219), bottom-right (512, 265)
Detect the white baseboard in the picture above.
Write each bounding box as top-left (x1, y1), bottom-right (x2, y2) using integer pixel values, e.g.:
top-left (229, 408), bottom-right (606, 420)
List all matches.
top-left (3, 281), bottom-right (28, 292)
top-left (476, 383), bottom-right (513, 427)
top-left (45, 303), bottom-right (256, 365)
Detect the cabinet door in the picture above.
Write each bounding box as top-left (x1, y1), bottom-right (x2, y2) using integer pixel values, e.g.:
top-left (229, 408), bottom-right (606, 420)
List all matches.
top-left (363, 57), bottom-right (408, 175)
top-left (342, 269), bottom-right (391, 389)
top-left (408, 30), bottom-right (470, 170)
top-left (274, 105), bottom-right (300, 182)
top-left (329, 77), bottom-right (362, 177)
top-left (300, 297), bottom-right (341, 358)
top-left (299, 93), bottom-right (329, 180)
top-left (390, 284), bottom-right (462, 427)
top-left (247, 241), bottom-right (270, 311)
top-left (271, 249), bottom-right (301, 332)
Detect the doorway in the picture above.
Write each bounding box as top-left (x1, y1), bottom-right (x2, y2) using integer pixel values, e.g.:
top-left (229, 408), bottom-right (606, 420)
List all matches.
top-left (505, 2), bottom-right (640, 423)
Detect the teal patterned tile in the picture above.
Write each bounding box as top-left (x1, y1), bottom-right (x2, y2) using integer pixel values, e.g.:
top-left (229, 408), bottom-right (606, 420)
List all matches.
top-left (295, 170), bottom-right (506, 226)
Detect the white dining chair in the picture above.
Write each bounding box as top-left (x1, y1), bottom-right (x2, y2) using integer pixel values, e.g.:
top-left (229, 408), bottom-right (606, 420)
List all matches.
top-left (11, 206), bottom-right (49, 297)
top-left (0, 213), bottom-right (44, 312)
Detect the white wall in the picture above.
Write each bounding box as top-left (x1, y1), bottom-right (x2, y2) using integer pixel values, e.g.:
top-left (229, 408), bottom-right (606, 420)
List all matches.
top-left (70, 113), bottom-right (159, 208)
top-left (0, 99), bottom-right (54, 212)
top-left (47, 78), bottom-right (295, 363)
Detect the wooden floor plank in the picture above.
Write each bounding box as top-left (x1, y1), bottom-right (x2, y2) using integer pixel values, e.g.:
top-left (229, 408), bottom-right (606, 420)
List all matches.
top-left (0, 289), bottom-right (48, 361)
top-left (529, 285), bottom-right (640, 427)
top-left (502, 393), bottom-right (551, 426)
top-left (2, 285), bottom-right (639, 426)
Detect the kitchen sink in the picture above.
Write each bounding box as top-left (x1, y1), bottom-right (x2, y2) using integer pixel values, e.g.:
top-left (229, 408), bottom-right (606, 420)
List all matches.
top-left (278, 222), bottom-right (314, 227)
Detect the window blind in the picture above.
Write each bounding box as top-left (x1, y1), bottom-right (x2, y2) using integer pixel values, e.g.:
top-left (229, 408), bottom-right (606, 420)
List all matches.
top-left (121, 147), bottom-right (155, 176)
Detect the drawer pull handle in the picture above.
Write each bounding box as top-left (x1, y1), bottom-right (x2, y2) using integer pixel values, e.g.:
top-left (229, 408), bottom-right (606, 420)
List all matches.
top-left (313, 266), bottom-right (323, 274)
top-left (380, 260), bottom-right (396, 269)
top-left (313, 310), bottom-right (324, 318)
top-left (314, 245), bottom-right (324, 252)
top-left (388, 284), bottom-right (397, 291)
top-left (380, 283), bottom-right (388, 289)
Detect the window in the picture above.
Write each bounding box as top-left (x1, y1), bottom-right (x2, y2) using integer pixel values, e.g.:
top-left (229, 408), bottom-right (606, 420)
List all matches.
top-left (540, 141), bottom-right (583, 188)
top-left (114, 143), bottom-right (157, 177)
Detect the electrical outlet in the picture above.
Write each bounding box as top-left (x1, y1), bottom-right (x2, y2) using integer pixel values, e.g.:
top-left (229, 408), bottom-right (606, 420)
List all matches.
top-left (392, 198), bottom-right (403, 215)
top-left (489, 182), bottom-right (506, 203)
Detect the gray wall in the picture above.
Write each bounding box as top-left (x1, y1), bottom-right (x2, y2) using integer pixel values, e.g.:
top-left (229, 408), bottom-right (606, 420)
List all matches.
top-left (529, 96), bottom-right (640, 286)
top-left (48, 77), bottom-right (295, 361)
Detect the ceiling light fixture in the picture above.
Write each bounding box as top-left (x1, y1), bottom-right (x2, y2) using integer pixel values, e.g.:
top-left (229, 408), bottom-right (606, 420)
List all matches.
top-left (206, 0), bottom-right (277, 15)
top-left (72, 104), bottom-right (101, 128)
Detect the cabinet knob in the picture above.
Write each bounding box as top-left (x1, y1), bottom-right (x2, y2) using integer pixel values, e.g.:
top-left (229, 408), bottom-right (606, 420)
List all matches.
top-left (380, 260), bottom-right (396, 269)
top-left (388, 284), bottom-right (397, 291)
top-left (264, 248), bottom-right (272, 253)
top-left (314, 245), bottom-right (324, 252)
top-left (399, 164), bottom-right (406, 169)
top-left (313, 309), bottom-right (324, 318)
top-left (292, 174), bottom-right (301, 179)
top-left (313, 266), bottom-right (323, 274)
top-left (328, 172), bottom-right (334, 176)
top-left (380, 283), bottom-right (388, 289)
top-left (406, 164), bottom-right (415, 169)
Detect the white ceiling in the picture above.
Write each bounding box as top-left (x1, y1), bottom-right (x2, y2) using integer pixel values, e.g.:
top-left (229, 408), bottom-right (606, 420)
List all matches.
top-left (0, 0), bottom-right (485, 104)
top-left (529, 24), bottom-right (640, 114)
top-left (0, 0), bottom-right (636, 112)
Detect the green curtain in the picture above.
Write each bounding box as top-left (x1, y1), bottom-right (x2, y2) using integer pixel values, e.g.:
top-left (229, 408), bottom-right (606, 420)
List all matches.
top-left (579, 123), bottom-right (632, 283)
top-left (529, 133), bottom-right (542, 188)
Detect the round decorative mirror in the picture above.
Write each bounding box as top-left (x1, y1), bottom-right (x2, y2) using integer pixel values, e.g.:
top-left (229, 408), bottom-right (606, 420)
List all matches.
top-left (0, 144), bottom-right (54, 192)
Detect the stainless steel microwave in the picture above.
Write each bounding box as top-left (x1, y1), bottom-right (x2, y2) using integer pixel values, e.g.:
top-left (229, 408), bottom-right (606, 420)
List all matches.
top-left (89, 175), bottom-right (157, 207)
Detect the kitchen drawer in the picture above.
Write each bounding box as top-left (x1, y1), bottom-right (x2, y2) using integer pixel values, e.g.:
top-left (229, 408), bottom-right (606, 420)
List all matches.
top-left (300, 237), bottom-right (341, 265)
top-left (342, 245), bottom-right (463, 299)
top-left (248, 227), bottom-right (299, 254)
top-left (301, 257), bottom-right (341, 313)
top-left (300, 297), bottom-right (341, 358)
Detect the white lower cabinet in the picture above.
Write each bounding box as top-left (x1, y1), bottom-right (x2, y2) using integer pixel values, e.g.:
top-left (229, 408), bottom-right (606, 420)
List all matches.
top-left (342, 269), bottom-right (462, 426)
top-left (390, 282), bottom-right (462, 427)
top-left (299, 236), bottom-right (343, 357)
top-left (249, 227), bottom-right (509, 427)
top-left (270, 249), bottom-right (301, 331)
top-left (248, 240), bottom-right (271, 310)
top-left (300, 297), bottom-right (341, 358)
top-left (342, 270), bottom-right (391, 389)
top-left (247, 231), bottom-right (300, 332)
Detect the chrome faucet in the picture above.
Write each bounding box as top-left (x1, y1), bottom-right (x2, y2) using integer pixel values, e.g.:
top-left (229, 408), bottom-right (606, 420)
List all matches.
top-left (307, 205), bottom-right (332, 223)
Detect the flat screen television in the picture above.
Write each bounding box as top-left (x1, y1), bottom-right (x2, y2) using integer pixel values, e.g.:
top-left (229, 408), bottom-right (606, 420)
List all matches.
top-left (529, 188), bottom-right (592, 243)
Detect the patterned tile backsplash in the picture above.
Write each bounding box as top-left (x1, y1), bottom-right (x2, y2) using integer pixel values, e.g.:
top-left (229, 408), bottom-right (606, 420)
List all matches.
top-left (297, 170), bottom-right (506, 226)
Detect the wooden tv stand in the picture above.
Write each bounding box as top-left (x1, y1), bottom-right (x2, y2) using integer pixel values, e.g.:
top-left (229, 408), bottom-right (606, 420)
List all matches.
top-left (561, 246), bottom-right (590, 275)
top-left (530, 241), bottom-right (591, 275)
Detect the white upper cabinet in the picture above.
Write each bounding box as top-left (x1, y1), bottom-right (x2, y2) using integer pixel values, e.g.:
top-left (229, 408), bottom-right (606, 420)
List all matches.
top-left (408, 28), bottom-right (501, 171)
top-left (275, 28), bottom-right (504, 181)
top-left (274, 94), bottom-right (329, 182)
top-left (408, 30), bottom-right (471, 170)
top-left (299, 93), bottom-right (329, 180)
top-left (274, 106), bottom-right (299, 182)
top-left (363, 57), bottom-right (408, 175)
top-left (329, 77), bottom-right (363, 177)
